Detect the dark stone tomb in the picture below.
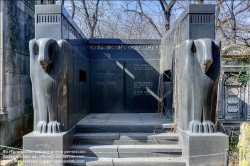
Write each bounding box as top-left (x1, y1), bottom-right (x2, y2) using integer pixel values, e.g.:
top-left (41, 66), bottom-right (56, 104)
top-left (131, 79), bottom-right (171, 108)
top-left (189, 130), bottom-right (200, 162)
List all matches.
top-left (88, 39), bottom-right (161, 113)
top-left (23, 4), bottom-right (229, 166)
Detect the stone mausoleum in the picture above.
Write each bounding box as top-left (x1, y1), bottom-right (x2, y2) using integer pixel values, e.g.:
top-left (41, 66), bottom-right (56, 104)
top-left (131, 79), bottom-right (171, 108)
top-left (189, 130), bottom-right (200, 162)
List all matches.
top-left (0, 1), bottom-right (239, 166)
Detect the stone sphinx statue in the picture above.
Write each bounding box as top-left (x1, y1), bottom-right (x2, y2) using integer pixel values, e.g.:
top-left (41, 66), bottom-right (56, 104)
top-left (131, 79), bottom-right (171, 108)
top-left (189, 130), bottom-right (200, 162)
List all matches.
top-left (29, 38), bottom-right (67, 133)
top-left (176, 38), bottom-right (221, 133)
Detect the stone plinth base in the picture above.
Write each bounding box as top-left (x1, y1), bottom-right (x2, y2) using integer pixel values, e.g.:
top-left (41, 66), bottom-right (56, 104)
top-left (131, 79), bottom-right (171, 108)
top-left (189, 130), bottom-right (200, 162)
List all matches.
top-left (179, 130), bottom-right (229, 166)
top-left (23, 127), bottom-right (75, 166)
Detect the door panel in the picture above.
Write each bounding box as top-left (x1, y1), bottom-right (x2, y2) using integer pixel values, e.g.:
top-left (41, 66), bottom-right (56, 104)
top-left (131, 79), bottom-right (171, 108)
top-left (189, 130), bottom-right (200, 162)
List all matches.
top-left (89, 59), bottom-right (160, 113)
top-left (89, 60), bottom-right (124, 113)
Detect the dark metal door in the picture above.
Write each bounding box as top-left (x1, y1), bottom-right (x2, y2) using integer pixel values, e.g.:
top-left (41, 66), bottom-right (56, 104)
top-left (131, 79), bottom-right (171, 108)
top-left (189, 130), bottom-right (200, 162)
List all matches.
top-left (89, 59), bottom-right (159, 113)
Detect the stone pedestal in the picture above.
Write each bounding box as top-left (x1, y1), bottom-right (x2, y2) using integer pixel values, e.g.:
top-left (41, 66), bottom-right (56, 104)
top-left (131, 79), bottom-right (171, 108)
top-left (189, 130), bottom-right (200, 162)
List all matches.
top-left (179, 131), bottom-right (229, 166)
top-left (23, 127), bottom-right (75, 166)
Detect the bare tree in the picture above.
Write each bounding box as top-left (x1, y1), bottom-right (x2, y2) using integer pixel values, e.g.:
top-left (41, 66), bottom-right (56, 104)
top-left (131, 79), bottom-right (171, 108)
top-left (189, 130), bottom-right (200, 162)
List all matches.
top-left (159, 0), bottom-right (176, 32)
top-left (70, 0), bottom-right (75, 19)
top-left (215, 0), bottom-right (250, 50)
top-left (81, 0), bottom-right (100, 38)
top-left (125, 0), bottom-right (177, 38)
top-left (64, 0), bottom-right (112, 38)
top-left (62, 0), bottom-right (250, 46)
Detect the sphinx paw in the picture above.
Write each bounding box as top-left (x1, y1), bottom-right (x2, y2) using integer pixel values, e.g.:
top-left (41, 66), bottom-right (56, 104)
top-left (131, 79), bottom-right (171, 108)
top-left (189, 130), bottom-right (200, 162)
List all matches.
top-left (188, 120), bottom-right (202, 133)
top-left (35, 121), bottom-right (61, 133)
top-left (35, 121), bottom-right (47, 133)
top-left (188, 120), bottom-right (214, 133)
top-left (47, 121), bottom-right (61, 133)
top-left (202, 121), bottom-right (214, 133)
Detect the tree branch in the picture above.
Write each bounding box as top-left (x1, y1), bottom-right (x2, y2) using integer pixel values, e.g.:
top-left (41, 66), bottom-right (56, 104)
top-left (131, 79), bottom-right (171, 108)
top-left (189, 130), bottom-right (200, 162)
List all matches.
top-left (235, 4), bottom-right (250, 16)
top-left (218, 0), bottom-right (233, 29)
top-left (169, 0), bottom-right (177, 10)
top-left (159, 0), bottom-right (176, 31)
top-left (137, 0), bottom-right (143, 13)
top-left (125, 9), bottom-right (162, 37)
top-left (81, 0), bottom-right (93, 36)
top-left (71, 0), bottom-right (75, 19)
top-left (92, 0), bottom-right (100, 35)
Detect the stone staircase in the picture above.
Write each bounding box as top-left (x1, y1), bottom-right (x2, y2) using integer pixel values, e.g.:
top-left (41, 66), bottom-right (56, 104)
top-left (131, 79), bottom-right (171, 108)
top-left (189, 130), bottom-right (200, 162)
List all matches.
top-left (66, 113), bottom-right (186, 166)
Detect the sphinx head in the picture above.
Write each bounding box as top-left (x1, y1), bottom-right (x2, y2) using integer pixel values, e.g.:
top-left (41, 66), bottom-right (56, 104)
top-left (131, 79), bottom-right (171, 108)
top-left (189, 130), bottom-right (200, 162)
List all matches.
top-left (194, 39), bottom-right (215, 73)
top-left (37, 38), bottom-right (57, 73)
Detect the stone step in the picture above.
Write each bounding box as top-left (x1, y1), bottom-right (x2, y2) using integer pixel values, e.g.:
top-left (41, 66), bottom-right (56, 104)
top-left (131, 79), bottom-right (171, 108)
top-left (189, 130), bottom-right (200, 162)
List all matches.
top-left (66, 157), bottom-right (186, 166)
top-left (73, 133), bottom-right (178, 145)
top-left (69, 144), bottom-right (182, 158)
top-left (75, 123), bottom-right (174, 133)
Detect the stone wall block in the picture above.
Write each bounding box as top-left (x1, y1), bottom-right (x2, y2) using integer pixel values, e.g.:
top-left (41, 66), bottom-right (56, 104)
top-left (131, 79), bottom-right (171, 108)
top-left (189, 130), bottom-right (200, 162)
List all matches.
top-left (24, 56), bottom-right (30, 74)
top-left (18, 22), bottom-right (25, 42)
top-left (5, 16), bottom-right (14, 37)
top-left (7, 105), bottom-right (22, 120)
top-left (0, 114), bottom-right (33, 148)
top-left (16, 0), bottom-right (25, 12)
top-left (5, 50), bottom-right (16, 73)
top-left (20, 74), bottom-right (31, 86)
top-left (24, 23), bottom-right (29, 42)
top-left (5, 50), bottom-right (28, 74)
top-left (5, 73), bottom-right (31, 86)
top-left (4, 32), bottom-right (14, 51)
top-left (4, 84), bottom-right (19, 108)
top-left (5, 49), bottom-right (16, 73)
top-left (20, 41), bottom-right (25, 55)
top-left (21, 72), bottom-right (29, 85)
top-left (6, 104), bottom-right (33, 120)
top-left (15, 41), bottom-right (21, 54)
top-left (26, 7), bottom-right (34, 18)
top-left (30, 16), bottom-right (34, 26)
top-left (4, 72), bottom-right (18, 86)
top-left (14, 22), bottom-right (21, 41)
top-left (4, 16), bottom-right (15, 50)
top-left (25, 13), bottom-right (29, 26)
top-left (21, 2), bottom-right (34, 18)
top-left (24, 42), bottom-right (30, 55)
top-left (19, 53), bottom-right (27, 74)
top-left (24, 104), bottom-right (33, 115)
top-left (4, 10), bottom-right (33, 63)
top-left (5, 84), bottom-right (32, 118)
top-left (17, 7), bottom-right (25, 23)
top-left (19, 84), bottom-right (32, 106)
top-left (29, 28), bottom-right (35, 40)
top-left (16, 40), bottom-right (26, 55)
top-left (0, 0), bottom-right (34, 150)
top-left (29, 15), bottom-right (35, 26)
top-left (5, 1), bottom-right (17, 16)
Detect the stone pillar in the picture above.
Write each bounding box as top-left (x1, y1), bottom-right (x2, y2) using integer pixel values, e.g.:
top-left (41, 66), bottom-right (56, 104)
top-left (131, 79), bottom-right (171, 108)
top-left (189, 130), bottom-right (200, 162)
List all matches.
top-left (0, 0), bottom-right (6, 115)
top-left (0, 0), bottom-right (35, 150)
top-left (238, 122), bottom-right (250, 165)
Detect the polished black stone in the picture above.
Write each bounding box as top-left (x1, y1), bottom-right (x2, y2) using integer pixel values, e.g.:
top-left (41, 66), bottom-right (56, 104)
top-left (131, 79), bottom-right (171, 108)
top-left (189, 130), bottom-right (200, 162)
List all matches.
top-left (88, 39), bottom-right (161, 113)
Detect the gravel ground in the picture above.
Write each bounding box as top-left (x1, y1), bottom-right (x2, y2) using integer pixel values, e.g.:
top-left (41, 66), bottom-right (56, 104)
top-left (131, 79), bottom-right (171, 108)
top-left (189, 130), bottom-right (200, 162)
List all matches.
top-left (228, 151), bottom-right (239, 166)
